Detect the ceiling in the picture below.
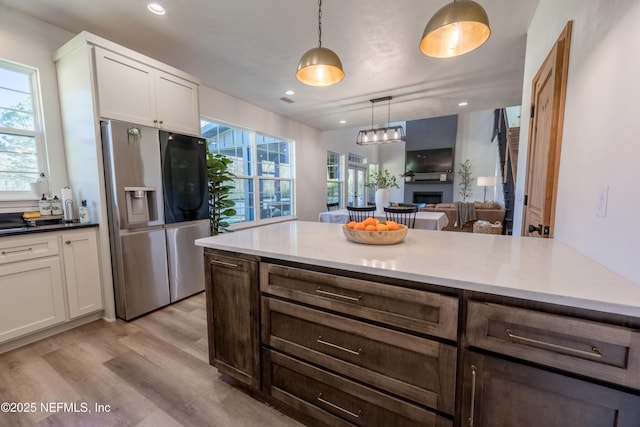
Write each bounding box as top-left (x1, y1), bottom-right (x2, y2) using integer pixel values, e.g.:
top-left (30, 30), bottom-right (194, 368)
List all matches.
top-left (1, 0), bottom-right (539, 131)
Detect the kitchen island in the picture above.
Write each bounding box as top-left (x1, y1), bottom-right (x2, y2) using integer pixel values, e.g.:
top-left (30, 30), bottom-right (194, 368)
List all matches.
top-left (196, 221), bottom-right (640, 427)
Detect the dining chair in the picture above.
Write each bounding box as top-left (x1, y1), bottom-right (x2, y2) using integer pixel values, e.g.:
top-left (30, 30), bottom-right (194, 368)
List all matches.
top-left (346, 206), bottom-right (376, 222)
top-left (326, 202), bottom-right (340, 211)
top-left (384, 206), bottom-right (418, 228)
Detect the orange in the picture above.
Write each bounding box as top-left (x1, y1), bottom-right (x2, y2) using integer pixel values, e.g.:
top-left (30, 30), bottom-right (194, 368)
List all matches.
top-left (376, 223), bottom-right (388, 231)
top-left (386, 221), bottom-right (399, 231)
top-left (363, 217), bottom-right (377, 227)
top-left (364, 224), bottom-right (377, 231)
top-left (347, 221), bottom-right (356, 229)
top-left (354, 222), bottom-right (366, 230)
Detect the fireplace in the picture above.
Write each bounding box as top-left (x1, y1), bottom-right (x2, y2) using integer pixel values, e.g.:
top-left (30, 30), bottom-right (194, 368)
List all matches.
top-left (413, 192), bottom-right (443, 204)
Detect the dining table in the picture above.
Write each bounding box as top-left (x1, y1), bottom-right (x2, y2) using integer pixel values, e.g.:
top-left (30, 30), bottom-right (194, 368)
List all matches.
top-left (317, 208), bottom-right (449, 231)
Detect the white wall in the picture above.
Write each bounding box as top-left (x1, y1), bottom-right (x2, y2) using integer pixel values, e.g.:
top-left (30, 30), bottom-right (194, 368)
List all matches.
top-left (0, 6), bottom-right (72, 210)
top-left (200, 85), bottom-right (325, 222)
top-left (515, 0), bottom-right (640, 284)
top-left (454, 110), bottom-right (503, 204)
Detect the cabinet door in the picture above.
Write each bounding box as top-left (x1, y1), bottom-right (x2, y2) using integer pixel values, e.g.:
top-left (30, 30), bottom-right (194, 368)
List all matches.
top-left (155, 71), bottom-right (200, 135)
top-left (0, 258), bottom-right (66, 343)
top-left (61, 230), bottom-right (103, 318)
top-left (461, 351), bottom-right (640, 427)
top-left (205, 253), bottom-right (259, 389)
top-left (94, 46), bottom-right (156, 126)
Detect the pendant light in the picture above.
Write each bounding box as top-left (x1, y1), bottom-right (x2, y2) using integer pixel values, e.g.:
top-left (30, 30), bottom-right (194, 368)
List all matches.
top-left (296, 0), bottom-right (344, 86)
top-left (356, 96), bottom-right (405, 145)
top-left (420, 0), bottom-right (491, 58)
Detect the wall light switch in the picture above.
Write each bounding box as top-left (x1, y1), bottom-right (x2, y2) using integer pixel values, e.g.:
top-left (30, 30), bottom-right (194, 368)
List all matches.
top-left (596, 186), bottom-right (608, 218)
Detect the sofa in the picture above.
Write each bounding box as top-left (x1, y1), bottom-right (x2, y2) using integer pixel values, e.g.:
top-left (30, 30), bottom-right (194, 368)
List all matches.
top-left (420, 201), bottom-right (506, 232)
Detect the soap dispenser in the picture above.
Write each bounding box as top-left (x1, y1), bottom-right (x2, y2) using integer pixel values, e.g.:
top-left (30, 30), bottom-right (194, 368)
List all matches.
top-left (51, 195), bottom-right (63, 216)
top-left (38, 194), bottom-right (51, 216)
top-left (79, 200), bottom-right (91, 224)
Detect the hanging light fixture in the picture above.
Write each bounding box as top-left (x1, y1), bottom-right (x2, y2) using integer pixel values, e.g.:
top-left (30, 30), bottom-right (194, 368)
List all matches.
top-left (356, 96), bottom-right (405, 145)
top-left (296, 0), bottom-right (344, 86)
top-left (419, 0), bottom-right (491, 58)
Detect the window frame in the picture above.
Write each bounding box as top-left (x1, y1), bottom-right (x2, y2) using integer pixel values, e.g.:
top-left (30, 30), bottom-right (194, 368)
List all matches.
top-left (326, 151), bottom-right (344, 208)
top-left (0, 59), bottom-right (48, 200)
top-left (201, 117), bottom-right (295, 229)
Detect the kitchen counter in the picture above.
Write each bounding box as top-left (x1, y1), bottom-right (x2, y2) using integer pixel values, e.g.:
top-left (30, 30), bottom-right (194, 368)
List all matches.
top-left (196, 220), bottom-right (640, 318)
top-left (0, 222), bottom-right (98, 238)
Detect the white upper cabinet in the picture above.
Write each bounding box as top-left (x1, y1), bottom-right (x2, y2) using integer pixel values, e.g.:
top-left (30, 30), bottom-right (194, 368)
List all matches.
top-left (94, 46), bottom-right (200, 135)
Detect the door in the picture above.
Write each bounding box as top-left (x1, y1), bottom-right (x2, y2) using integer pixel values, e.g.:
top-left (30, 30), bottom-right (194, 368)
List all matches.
top-left (347, 165), bottom-right (367, 207)
top-left (0, 257), bottom-right (66, 343)
top-left (165, 220), bottom-right (208, 301)
top-left (205, 252), bottom-right (259, 389)
top-left (117, 228), bottom-right (170, 320)
top-left (522, 22), bottom-right (572, 238)
top-left (155, 71), bottom-right (200, 136)
top-left (94, 47), bottom-right (156, 127)
top-left (461, 351), bottom-right (640, 427)
top-left (159, 130), bottom-right (208, 223)
top-left (62, 230), bottom-right (103, 319)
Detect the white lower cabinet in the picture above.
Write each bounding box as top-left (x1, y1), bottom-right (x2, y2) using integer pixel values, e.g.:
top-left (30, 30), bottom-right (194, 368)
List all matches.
top-left (61, 230), bottom-right (103, 319)
top-left (0, 257), bottom-right (66, 342)
top-left (0, 228), bottom-right (103, 346)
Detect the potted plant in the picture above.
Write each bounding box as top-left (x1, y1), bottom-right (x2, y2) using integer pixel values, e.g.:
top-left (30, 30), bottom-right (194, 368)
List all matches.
top-left (207, 152), bottom-right (237, 235)
top-left (366, 169), bottom-right (399, 214)
top-left (458, 159), bottom-right (473, 202)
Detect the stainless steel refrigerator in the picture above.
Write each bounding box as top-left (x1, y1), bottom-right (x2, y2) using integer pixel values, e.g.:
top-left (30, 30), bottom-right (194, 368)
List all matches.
top-left (101, 120), bottom-right (209, 320)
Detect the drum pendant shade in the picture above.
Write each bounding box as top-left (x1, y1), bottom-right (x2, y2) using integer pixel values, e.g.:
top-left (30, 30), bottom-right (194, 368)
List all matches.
top-left (420, 0), bottom-right (491, 58)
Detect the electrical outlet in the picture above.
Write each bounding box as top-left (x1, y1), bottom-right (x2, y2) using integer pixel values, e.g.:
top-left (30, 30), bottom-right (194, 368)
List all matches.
top-left (596, 186), bottom-right (608, 218)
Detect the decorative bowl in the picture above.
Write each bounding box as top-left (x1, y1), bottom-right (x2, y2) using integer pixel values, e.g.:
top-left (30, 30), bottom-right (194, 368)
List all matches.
top-left (342, 224), bottom-right (408, 245)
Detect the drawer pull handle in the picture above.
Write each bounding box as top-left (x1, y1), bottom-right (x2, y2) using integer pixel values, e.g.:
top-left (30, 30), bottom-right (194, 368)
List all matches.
top-left (505, 328), bottom-right (602, 358)
top-left (317, 336), bottom-right (362, 356)
top-left (469, 365), bottom-right (477, 426)
top-left (315, 287), bottom-right (361, 302)
top-left (209, 259), bottom-right (240, 268)
top-left (317, 393), bottom-right (361, 419)
top-left (1, 247), bottom-right (33, 255)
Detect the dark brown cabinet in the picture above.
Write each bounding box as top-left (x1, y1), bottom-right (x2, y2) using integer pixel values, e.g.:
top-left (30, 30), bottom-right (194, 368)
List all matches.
top-left (203, 252), bottom-right (640, 426)
top-left (260, 263), bottom-right (458, 425)
top-left (461, 351), bottom-right (640, 427)
top-left (204, 250), bottom-right (259, 389)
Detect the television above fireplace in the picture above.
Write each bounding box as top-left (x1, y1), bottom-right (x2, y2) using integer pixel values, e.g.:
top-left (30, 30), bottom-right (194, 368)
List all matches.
top-left (405, 148), bottom-right (453, 174)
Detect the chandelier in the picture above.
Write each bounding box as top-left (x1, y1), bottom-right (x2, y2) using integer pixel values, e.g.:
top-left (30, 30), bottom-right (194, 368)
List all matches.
top-left (356, 96), bottom-right (405, 145)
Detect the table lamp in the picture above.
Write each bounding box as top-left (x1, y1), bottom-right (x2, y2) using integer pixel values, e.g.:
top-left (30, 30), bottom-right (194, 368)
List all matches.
top-left (477, 176), bottom-right (497, 202)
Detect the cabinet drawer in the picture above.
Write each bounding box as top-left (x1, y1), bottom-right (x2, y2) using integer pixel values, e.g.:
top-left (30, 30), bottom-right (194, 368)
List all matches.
top-left (0, 234), bottom-right (59, 265)
top-left (467, 301), bottom-right (640, 389)
top-left (263, 298), bottom-right (456, 414)
top-left (260, 263), bottom-right (458, 341)
top-left (265, 350), bottom-right (453, 427)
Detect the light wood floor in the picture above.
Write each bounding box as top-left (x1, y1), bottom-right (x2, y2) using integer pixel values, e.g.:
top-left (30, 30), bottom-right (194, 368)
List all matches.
top-left (0, 292), bottom-right (303, 427)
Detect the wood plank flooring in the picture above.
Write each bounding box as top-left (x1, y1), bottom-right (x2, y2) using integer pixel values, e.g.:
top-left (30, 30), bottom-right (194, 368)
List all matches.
top-left (0, 292), bottom-right (303, 427)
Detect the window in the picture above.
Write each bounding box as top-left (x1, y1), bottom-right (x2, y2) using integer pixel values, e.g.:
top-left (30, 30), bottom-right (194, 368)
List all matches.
top-left (327, 151), bottom-right (343, 207)
top-left (201, 119), bottom-right (294, 226)
top-left (0, 59), bottom-right (46, 194)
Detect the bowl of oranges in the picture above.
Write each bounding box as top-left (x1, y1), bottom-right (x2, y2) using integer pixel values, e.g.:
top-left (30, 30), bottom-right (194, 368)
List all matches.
top-left (342, 217), bottom-right (408, 245)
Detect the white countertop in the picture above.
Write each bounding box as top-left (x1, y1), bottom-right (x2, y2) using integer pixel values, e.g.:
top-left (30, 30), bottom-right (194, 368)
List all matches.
top-left (196, 221), bottom-right (640, 318)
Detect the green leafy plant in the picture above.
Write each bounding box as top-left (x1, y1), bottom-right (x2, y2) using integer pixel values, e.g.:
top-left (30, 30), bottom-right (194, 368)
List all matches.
top-left (366, 169), bottom-right (400, 189)
top-left (458, 159), bottom-right (473, 202)
top-left (207, 152), bottom-right (237, 235)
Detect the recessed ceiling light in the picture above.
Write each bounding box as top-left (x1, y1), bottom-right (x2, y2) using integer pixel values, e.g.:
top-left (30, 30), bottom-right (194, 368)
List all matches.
top-left (285, 90), bottom-right (295, 96)
top-left (147, 3), bottom-right (166, 15)
top-left (458, 101), bottom-right (469, 107)
top-left (339, 120), bottom-right (346, 124)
